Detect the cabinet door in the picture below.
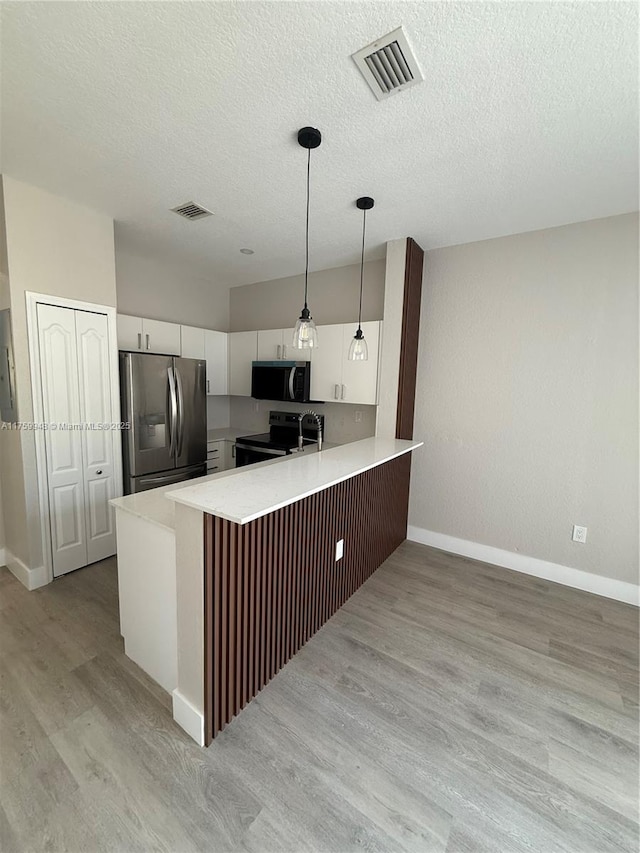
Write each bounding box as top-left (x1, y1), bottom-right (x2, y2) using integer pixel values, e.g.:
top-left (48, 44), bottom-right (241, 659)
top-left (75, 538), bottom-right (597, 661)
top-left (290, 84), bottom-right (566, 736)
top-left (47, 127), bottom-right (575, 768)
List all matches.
top-left (282, 327), bottom-right (311, 362)
top-left (228, 331), bottom-right (257, 396)
top-left (257, 329), bottom-right (283, 361)
top-left (37, 303), bottom-right (88, 576)
top-left (224, 440), bottom-right (236, 470)
top-left (117, 314), bottom-right (143, 351)
top-left (204, 330), bottom-right (228, 395)
top-left (75, 310), bottom-right (117, 565)
top-left (181, 325), bottom-right (206, 359)
top-left (142, 319), bottom-right (181, 355)
top-left (341, 321), bottom-right (381, 405)
top-left (309, 324), bottom-right (344, 402)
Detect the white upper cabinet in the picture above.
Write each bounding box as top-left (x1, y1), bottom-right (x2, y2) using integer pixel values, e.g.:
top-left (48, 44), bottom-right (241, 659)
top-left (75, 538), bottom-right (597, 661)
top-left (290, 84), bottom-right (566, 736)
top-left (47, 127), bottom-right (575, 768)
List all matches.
top-left (309, 324), bottom-right (344, 403)
top-left (341, 321), bottom-right (380, 405)
top-left (310, 321), bottom-right (381, 405)
top-left (181, 325), bottom-right (228, 395)
top-left (204, 330), bottom-right (228, 395)
top-left (257, 328), bottom-right (311, 362)
top-left (283, 327), bottom-right (311, 362)
top-left (228, 331), bottom-right (257, 396)
top-left (142, 319), bottom-right (181, 355)
top-left (257, 329), bottom-right (283, 361)
top-left (117, 314), bottom-right (143, 352)
top-left (117, 314), bottom-right (180, 355)
top-left (180, 325), bottom-right (206, 359)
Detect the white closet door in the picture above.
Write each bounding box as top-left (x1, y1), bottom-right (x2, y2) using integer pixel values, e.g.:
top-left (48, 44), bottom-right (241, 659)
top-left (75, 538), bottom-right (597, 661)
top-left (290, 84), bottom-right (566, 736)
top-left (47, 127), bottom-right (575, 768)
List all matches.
top-left (75, 310), bottom-right (116, 565)
top-left (37, 303), bottom-right (88, 576)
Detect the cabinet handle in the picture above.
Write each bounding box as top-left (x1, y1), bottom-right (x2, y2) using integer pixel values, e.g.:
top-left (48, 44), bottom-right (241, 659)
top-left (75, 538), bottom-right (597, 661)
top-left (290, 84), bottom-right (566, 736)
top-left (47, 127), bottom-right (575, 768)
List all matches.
top-left (137, 332), bottom-right (141, 350)
top-left (283, 344), bottom-right (287, 359)
top-left (232, 443), bottom-right (236, 458)
top-left (207, 379), bottom-right (210, 393)
top-left (145, 333), bottom-right (150, 350)
top-left (334, 384), bottom-right (340, 399)
top-left (277, 344), bottom-right (282, 360)
top-left (96, 469), bottom-right (103, 475)
top-left (341, 384), bottom-right (346, 400)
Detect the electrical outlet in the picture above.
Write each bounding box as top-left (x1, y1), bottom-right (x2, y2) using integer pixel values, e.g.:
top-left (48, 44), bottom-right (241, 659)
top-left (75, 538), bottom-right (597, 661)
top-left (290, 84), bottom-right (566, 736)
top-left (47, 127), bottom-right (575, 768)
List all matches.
top-left (355, 411), bottom-right (362, 423)
top-left (572, 525), bottom-right (588, 544)
top-left (335, 539), bottom-right (344, 561)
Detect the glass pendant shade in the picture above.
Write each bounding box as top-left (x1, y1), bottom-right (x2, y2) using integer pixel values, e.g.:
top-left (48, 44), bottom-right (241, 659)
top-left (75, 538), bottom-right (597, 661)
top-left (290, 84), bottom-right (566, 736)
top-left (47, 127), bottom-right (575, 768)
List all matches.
top-left (348, 328), bottom-right (368, 361)
top-left (349, 196), bottom-right (374, 361)
top-left (293, 307), bottom-right (318, 349)
top-left (293, 127), bottom-right (322, 350)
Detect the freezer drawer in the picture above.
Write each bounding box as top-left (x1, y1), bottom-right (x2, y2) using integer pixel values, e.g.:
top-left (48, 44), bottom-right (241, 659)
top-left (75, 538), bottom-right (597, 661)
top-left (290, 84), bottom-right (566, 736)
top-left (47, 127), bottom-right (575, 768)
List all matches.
top-left (128, 463), bottom-right (207, 493)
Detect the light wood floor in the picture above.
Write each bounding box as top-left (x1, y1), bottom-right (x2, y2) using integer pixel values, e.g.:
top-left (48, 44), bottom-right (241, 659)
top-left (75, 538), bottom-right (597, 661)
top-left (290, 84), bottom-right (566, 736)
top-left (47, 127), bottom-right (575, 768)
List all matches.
top-left (1, 542), bottom-right (638, 853)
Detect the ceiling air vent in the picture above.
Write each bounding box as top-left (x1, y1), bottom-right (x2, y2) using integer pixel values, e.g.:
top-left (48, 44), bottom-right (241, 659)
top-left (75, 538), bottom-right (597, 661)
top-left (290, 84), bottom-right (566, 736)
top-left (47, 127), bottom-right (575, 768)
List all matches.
top-left (352, 26), bottom-right (423, 101)
top-left (171, 201), bottom-right (214, 221)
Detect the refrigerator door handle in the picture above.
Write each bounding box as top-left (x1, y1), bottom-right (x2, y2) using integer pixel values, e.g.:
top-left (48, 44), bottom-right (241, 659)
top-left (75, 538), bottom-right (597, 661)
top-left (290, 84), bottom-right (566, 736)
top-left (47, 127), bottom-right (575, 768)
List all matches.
top-left (167, 367), bottom-right (178, 459)
top-left (124, 354), bottom-right (137, 465)
top-left (175, 366), bottom-right (185, 457)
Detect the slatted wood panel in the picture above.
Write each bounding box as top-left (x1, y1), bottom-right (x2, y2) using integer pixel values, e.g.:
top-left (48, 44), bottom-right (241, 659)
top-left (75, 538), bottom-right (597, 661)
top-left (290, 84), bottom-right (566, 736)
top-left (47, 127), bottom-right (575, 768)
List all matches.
top-left (203, 453), bottom-right (412, 744)
top-left (396, 237), bottom-right (424, 440)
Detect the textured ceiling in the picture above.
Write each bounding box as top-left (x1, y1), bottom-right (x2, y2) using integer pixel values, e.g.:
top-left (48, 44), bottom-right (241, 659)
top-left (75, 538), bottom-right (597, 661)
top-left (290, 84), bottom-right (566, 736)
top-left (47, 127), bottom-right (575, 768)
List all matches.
top-left (1, 1), bottom-right (638, 288)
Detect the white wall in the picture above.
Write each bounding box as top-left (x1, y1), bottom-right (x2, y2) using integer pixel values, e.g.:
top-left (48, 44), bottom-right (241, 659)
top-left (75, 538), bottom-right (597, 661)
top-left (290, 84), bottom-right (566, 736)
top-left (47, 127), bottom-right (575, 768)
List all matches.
top-left (229, 259), bottom-right (385, 331)
top-left (0, 175), bottom-right (117, 578)
top-left (410, 213), bottom-right (639, 586)
top-left (115, 241), bottom-right (230, 331)
top-left (0, 466), bottom-right (5, 560)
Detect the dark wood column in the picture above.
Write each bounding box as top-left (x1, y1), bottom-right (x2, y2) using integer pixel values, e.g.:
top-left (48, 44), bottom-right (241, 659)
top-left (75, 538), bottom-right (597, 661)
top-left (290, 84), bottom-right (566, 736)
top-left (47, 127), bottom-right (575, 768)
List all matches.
top-left (203, 453), bottom-right (412, 745)
top-left (396, 237), bottom-right (425, 440)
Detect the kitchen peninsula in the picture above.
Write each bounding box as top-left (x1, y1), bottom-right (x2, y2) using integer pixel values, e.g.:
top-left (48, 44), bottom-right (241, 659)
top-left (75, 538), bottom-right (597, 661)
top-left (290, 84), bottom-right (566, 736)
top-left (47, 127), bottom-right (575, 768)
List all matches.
top-left (111, 436), bottom-right (422, 746)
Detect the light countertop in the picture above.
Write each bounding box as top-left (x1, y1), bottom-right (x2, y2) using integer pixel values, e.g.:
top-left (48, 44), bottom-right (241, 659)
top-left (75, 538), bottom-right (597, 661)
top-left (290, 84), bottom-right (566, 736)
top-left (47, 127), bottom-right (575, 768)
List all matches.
top-left (166, 437), bottom-right (422, 525)
top-left (110, 455), bottom-right (285, 533)
top-left (110, 440), bottom-right (340, 532)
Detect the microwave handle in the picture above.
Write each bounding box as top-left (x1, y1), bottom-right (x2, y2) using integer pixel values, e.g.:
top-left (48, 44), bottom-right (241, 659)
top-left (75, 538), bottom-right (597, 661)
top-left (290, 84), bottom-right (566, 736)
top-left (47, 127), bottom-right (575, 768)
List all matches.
top-left (288, 366), bottom-right (296, 400)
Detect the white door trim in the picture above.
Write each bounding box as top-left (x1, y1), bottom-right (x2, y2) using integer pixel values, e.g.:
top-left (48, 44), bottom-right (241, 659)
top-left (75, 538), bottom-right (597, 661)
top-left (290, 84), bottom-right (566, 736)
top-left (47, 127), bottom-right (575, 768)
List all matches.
top-left (25, 291), bottom-right (123, 584)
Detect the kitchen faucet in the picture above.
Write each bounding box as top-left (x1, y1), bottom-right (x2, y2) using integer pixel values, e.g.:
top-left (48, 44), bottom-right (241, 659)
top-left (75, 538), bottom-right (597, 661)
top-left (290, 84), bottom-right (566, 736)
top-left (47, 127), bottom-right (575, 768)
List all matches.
top-left (298, 410), bottom-right (323, 452)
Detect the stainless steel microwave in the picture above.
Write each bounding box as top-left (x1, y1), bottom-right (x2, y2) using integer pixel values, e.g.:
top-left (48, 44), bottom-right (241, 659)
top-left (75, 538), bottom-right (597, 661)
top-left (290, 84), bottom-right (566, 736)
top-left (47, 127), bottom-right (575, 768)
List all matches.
top-left (251, 361), bottom-right (311, 403)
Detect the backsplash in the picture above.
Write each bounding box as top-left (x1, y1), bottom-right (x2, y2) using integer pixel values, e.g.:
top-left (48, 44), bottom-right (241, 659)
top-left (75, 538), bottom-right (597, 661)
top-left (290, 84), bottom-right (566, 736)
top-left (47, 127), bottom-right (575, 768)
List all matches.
top-left (207, 396), bottom-right (231, 429)
top-left (229, 397), bottom-right (376, 445)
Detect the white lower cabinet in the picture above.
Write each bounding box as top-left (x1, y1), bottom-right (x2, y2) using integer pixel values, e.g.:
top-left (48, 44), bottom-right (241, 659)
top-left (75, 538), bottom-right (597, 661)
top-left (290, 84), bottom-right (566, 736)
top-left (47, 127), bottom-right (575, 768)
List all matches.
top-left (229, 331), bottom-right (257, 396)
top-left (37, 303), bottom-right (117, 577)
top-left (207, 440), bottom-right (236, 473)
top-left (310, 321), bottom-right (381, 405)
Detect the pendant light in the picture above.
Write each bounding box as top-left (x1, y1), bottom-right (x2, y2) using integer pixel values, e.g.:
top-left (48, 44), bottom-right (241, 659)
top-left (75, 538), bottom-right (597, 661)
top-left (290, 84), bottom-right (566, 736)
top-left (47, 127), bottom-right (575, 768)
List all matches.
top-left (292, 127), bottom-right (321, 350)
top-left (348, 196), bottom-right (374, 361)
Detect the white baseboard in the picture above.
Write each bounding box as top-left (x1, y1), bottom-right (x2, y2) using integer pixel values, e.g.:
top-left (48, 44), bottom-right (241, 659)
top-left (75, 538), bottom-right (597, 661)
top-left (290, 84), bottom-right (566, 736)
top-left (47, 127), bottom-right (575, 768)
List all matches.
top-left (5, 550), bottom-right (50, 591)
top-left (407, 526), bottom-right (639, 606)
top-left (172, 689), bottom-right (205, 747)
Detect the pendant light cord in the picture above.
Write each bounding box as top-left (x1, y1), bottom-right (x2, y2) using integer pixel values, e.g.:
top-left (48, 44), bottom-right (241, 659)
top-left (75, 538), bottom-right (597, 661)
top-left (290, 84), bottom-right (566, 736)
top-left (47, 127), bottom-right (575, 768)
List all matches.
top-left (358, 208), bottom-right (367, 331)
top-left (304, 147), bottom-right (311, 309)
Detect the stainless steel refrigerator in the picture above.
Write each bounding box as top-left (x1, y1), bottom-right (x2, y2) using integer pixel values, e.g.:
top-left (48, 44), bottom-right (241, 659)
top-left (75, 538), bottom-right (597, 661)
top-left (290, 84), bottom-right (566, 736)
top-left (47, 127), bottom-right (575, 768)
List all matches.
top-left (120, 352), bottom-right (207, 494)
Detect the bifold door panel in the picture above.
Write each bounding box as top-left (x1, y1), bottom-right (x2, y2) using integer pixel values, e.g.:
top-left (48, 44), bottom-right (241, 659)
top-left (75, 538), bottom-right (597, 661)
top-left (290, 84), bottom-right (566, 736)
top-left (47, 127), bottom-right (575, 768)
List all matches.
top-left (37, 303), bottom-right (116, 577)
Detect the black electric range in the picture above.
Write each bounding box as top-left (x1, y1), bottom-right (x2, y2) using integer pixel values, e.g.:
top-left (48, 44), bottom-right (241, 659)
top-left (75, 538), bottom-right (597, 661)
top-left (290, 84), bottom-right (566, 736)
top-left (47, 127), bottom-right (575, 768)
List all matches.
top-left (235, 410), bottom-right (324, 468)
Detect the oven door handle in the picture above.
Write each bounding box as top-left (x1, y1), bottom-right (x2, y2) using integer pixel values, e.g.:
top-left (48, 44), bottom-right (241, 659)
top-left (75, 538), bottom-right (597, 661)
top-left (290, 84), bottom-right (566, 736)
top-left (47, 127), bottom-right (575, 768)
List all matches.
top-left (235, 442), bottom-right (289, 457)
